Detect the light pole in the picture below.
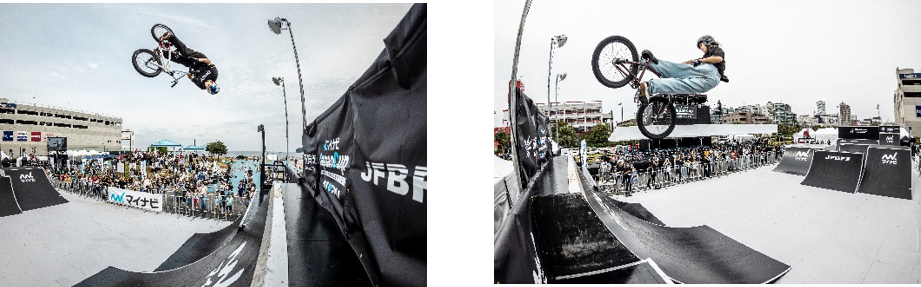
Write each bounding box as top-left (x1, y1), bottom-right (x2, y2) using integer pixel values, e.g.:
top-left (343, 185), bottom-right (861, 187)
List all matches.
top-left (268, 17), bottom-right (308, 136)
top-left (272, 77), bottom-right (289, 162)
top-left (554, 73), bottom-right (566, 142)
top-left (508, 0), bottom-right (532, 201)
top-left (547, 34), bottom-right (567, 140)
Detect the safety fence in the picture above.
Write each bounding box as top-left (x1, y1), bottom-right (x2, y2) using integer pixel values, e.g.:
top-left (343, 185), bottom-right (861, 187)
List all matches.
top-left (594, 152), bottom-right (780, 195)
top-left (49, 176), bottom-right (251, 221)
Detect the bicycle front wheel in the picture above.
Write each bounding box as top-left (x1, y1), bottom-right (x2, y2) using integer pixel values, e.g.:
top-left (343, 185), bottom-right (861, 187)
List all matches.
top-left (591, 35), bottom-right (638, 88)
top-left (132, 49), bottom-right (162, 78)
top-left (636, 97), bottom-right (676, 140)
top-left (151, 23), bottom-right (173, 42)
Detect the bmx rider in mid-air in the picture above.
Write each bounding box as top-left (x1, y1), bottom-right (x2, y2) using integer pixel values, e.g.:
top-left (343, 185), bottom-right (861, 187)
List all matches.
top-left (157, 31), bottom-right (220, 94)
top-left (637, 35), bottom-right (727, 103)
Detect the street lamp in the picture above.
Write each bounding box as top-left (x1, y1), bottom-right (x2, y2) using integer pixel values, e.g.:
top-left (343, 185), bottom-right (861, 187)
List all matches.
top-left (272, 77), bottom-right (289, 162)
top-left (267, 17), bottom-right (308, 136)
top-left (554, 73), bottom-right (567, 142)
top-left (547, 34), bottom-right (567, 140)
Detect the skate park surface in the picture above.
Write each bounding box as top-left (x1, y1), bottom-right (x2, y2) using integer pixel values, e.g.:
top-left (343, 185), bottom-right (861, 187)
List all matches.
top-left (613, 163), bottom-right (921, 283)
top-left (0, 188), bottom-right (229, 286)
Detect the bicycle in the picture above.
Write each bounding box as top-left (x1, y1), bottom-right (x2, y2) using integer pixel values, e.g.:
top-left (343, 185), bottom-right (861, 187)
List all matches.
top-left (131, 24), bottom-right (189, 88)
top-left (591, 35), bottom-right (709, 140)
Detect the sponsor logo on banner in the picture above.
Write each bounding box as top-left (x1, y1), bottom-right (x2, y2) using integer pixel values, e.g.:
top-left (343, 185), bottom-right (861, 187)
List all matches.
top-left (886, 135), bottom-right (894, 144)
top-left (360, 162), bottom-right (427, 203)
top-left (675, 104), bottom-right (697, 119)
top-left (825, 155), bottom-right (851, 161)
top-left (2, 131), bottom-right (12, 141)
top-left (881, 153), bottom-right (898, 165)
top-left (319, 137), bottom-right (349, 199)
top-left (794, 151), bottom-right (809, 161)
top-left (852, 128), bottom-right (867, 134)
top-left (107, 187), bottom-right (162, 212)
top-left (30, 132), bottom-right (41, 142)
top-left (19, 172), bottom-right (35, 183)
top-left (16, 131), bottom-right (27, 141)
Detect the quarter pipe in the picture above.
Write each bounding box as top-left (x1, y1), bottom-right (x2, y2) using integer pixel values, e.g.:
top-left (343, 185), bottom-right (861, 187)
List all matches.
top-left (3, 167), bottom-right (67, 211)
top-left (773, 147), bottom-right (814, 176)
top-left (800, 150), bottom-right (864, 193)
top-left (75, 191), bottom-right (267, 287)
top-left (856, 146), bottom-right (912, 200)
top-left (838, 143), bottom-right (870, 154)
top-left (578, 166), bottom-right (791, 283)
top-left (0, 176), bottom-right (22, 217)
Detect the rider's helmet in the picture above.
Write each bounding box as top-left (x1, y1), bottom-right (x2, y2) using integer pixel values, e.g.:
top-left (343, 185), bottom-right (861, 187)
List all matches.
top-left (697, 35), bottom-right (715, 48)
top-left (208, 83), bottom-right (220, 95)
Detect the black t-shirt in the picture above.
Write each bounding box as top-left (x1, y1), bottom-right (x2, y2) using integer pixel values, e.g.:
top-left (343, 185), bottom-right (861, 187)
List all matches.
top-left (190, 65), bottom-right (219, 90)
top-left (704, 45), bottom-right (726, 76)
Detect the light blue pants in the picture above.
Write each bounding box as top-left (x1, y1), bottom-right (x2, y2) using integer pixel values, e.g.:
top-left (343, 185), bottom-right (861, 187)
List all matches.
top-left (648, 60), bottom-right (719, 94)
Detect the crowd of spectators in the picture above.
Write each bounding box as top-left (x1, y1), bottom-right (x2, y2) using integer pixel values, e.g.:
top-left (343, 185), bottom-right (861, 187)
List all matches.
top-left (49, 151), bottom-right (259, 209)
top-left (595, 138), bottom-right (782, 196)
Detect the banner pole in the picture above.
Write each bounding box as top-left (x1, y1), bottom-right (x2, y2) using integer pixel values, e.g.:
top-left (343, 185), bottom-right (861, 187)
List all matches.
top-left (509, 0), bottom-right (532, 193)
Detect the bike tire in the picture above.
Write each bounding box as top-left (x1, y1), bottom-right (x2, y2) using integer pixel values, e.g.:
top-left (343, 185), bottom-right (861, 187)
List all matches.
top-left (151, 23), bottom-right (173, 42)
top-left (636, 96), bottom-right (677, 140)
top-left (591, 35), bottom-right (638, 88)
top-left (132, 49), bottom-right (162, 78)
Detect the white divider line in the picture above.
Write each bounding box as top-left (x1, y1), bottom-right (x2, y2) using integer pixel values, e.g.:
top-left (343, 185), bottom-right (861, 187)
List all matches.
top-left (253, 182), bottom-right (289, 287)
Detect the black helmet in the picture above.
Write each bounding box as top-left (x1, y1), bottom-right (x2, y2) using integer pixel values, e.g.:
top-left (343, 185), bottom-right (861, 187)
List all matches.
top-left (697, 35), bottom-right (715, 48)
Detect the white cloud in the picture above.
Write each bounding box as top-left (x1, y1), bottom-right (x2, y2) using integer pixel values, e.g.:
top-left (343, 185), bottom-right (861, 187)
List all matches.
top-left (136, 11), bottom-right (213, 29)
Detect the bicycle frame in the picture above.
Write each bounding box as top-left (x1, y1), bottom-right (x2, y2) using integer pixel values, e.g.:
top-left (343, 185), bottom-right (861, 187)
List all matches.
top-left (612, 58), bottom-right (660, 91)
top-left (153, 41), bottom-right (188, 87)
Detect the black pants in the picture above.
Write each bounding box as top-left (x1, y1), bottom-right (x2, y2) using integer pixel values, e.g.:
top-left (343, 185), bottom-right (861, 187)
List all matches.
top-left (165, 35), bottom-right (207, 67)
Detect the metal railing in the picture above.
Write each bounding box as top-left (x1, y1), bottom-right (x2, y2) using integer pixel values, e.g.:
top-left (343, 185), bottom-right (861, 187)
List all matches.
top-left (594, 152), bottom-right (780, 195)
top-left (49, 176), bottom-right (251, 221)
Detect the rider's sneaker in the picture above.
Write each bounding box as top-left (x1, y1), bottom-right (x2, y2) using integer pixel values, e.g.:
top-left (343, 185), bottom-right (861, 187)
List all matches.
top-left (641, 49), bottom-right (658, 65)
top-left (638, 82), bottom-right (650, 105)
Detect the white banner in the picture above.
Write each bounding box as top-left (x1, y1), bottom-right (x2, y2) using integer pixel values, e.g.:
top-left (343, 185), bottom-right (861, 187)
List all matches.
top-left (107, 187), bottom-right (163, 212)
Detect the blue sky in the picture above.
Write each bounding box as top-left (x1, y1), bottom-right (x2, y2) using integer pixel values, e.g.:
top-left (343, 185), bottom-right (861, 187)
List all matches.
top-left (0, 3), bottom-right (412, 152)
top-left (494, 0), bottom-right (921, 126)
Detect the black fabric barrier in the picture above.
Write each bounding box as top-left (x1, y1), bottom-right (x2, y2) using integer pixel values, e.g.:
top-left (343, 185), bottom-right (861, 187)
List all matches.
top-left (838, 126), bottom-right (879, 140)
top-left (879, 133), bottom-right (899, 146)
top-left (300, 4), bottom-right (426, 287)
top-left (514, 88), bottom-right (551, 186)
top-left (494, 166), bottom-right (547, 284)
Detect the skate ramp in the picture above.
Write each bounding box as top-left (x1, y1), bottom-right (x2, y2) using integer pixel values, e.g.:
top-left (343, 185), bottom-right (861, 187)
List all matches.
top-left (773, 147), bottom-right (814, 176)
top-left (4, 167), bottom-right (67, 211)
top-left (0, 176), bottom-right (22, 217)
top-left (800, 150), bottom-right (864, 193)
top-left (554, 259), bottom-right (670, 284)
top-left (856, 146), bottom-right (912, 200)
top-left (578, 166), bottom-right (791, 283)
top-left (838, 143), bottom-right (870, 154)
top-left (75, 192), bottom-right (268, 287)
top-left (155, 216), bottom-right (243, 271)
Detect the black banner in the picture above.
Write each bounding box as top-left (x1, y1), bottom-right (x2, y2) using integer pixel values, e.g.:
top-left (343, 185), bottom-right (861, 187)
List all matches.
top-left (838, 126), bottom-right (879, 140)
top-left (514, 88), bottom-right (551, 185)
top-left (879, 133), bottom-right (899, 146)
top-left (879, 125), bottom-right (900, 134)
top-left (302, 4), bottom-right (426, 286)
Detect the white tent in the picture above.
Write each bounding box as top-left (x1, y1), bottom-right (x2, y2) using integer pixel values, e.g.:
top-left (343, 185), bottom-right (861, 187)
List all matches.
top-left (814, 128), bottom-right (838, 144)
top-left (494, 156), bottom-right (519, 234)
top-left (793, 128), bottom-right (817, 142)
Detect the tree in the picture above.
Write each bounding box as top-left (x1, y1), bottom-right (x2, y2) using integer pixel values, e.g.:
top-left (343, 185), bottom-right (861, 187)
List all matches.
top-left (206, 141), bottom-right (228, 156)
top-left (147, 146), bottom-right (168, 155)
top-left (552, 121), bottom-right (578, 148)
top-left (494, 130), bottom-right (510, 155)
top-left (583, 123), bottom-right (612, 147)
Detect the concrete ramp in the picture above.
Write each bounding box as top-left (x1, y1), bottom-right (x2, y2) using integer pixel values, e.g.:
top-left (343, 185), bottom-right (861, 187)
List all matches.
top-left (773, 147), bottom-right (814, 176)
top-left (3, 167), bottom-right (67, 211)
top-left (0, 176), bottom-right (22, 217)
top-left (857, 146), bottom-right (912, 200)
top-left (800, 150), bottom-right (864, 193)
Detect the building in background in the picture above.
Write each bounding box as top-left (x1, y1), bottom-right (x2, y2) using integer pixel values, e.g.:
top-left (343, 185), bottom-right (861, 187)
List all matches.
top-left (895, 67), bottom-right (921, 137)
top-left (816, 100), bottom-right (826, 115)
top-left (0, 98), bottom-right (121, 157)
top-left (500, 100), bottom-right (614, 133)
top-left (839, 102), bottom-right (853, 126)
top-left (767, 102), bottom-right (797, 125)
top-left (121, 129), bottom-right (135, 152)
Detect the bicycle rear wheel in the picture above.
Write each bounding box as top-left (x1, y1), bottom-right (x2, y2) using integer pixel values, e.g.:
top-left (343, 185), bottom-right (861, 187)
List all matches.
top-left (132, 49), bottom-right (162, 78)
top-left (591, 35), bottom-right (638, 88)
top-left (151, 23), bottom-right (173, 42)
top-left (636, 97), bottom-right (676, 140)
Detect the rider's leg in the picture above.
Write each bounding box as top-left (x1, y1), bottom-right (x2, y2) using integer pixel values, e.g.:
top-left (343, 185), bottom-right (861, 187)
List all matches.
top-left (647, 64), bottom-right (720, 94)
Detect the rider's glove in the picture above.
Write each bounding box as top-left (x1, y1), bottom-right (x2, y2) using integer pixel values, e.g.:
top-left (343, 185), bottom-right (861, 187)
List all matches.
top-left (691, 59), bottom-right (702, 67)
